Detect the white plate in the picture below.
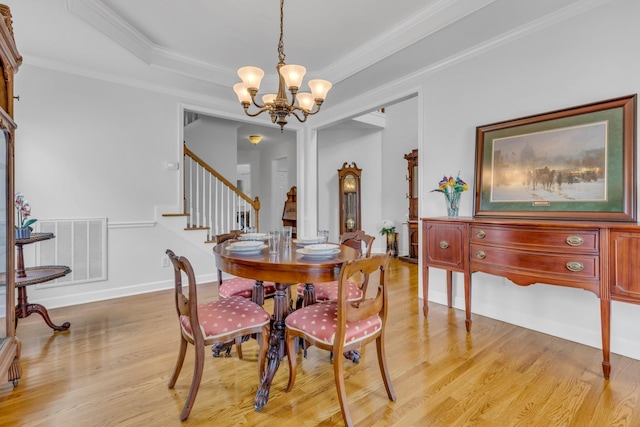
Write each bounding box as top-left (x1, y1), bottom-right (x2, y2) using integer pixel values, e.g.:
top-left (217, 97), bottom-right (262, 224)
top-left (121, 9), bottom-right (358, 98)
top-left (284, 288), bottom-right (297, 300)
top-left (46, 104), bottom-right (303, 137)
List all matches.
top-left (226, 244), bottom-right (267, 254)
top-left (296, 247), bottom-right (340, 259)
top-left (238, 233), bottom-right (268, 241)
top-left (294, 236), bottom-right (323, 245)
top-left (227, 241), bottom-right (264, 250)
top-left (304, 243), bottom-right (340, 254)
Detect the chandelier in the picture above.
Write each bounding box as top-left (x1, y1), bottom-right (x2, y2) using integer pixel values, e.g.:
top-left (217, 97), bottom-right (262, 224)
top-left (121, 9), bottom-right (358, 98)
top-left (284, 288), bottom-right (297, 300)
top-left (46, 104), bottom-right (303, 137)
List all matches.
top-left (232, 0), bottom-right (332, 132)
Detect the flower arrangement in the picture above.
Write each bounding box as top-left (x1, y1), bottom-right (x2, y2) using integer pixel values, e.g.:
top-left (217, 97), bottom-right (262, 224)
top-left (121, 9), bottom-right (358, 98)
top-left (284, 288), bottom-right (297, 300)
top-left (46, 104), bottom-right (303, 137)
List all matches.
top-left (15, 192), bottom-right (37, 230)
top-left (431, 173), bottom-right (468, 216)
top-left (379, 219), bottom-right (396, 236)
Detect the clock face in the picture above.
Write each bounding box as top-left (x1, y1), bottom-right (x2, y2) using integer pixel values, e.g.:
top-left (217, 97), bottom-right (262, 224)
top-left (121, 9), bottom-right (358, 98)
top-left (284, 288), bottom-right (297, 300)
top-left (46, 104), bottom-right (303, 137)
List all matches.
top-left (343, 174), bottom-right (356, 192)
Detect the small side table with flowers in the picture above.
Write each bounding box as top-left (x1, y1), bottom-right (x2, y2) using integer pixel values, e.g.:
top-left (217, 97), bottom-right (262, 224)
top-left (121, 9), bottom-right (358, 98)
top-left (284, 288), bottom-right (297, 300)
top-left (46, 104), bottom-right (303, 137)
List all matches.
top-left (380, 219), bottom-right (398, 257)
top-left (14, 192), bottom-right (36, 239)
top-left (0, 194), bottom-right (72, 331)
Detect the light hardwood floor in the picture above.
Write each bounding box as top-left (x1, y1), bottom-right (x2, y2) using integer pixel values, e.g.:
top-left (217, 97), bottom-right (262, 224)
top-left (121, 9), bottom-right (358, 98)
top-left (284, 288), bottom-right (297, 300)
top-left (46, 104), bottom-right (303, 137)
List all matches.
top-left (2, 259), bottom-right (640, 426)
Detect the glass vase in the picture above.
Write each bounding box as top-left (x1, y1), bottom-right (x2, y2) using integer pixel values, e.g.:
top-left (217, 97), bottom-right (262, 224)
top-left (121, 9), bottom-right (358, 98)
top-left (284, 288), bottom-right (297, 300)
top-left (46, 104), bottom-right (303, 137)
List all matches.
top-left (446, 192), bottom-right (461, 217)
top-left (15, 227), bottom-right (31, 240)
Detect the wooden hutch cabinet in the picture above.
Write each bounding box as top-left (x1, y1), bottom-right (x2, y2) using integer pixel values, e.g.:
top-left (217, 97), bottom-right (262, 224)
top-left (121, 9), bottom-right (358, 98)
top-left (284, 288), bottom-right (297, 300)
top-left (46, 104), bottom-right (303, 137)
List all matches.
top-left (0, 4), bottom-right (22, 387)
top-left (422, 217), bottom-right (640, 380)
top-left (402, 149), bottom-right (418, 262)
top-left (338, 162), bottom-right (361, 235)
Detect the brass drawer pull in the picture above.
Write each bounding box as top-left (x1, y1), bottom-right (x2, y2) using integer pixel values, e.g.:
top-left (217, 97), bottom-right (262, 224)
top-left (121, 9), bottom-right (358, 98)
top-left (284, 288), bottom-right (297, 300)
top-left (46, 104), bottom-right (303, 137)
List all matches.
top-left (566, 235), bottom-right (584, 246)
top-left (475, 230), bottom-right (486, 239)
top-left (439, 241), bottom-right (449, 249)
top-left (566, 261), bottom-right (584, 272)
top-left (475, 250), bottom-right (486, 259)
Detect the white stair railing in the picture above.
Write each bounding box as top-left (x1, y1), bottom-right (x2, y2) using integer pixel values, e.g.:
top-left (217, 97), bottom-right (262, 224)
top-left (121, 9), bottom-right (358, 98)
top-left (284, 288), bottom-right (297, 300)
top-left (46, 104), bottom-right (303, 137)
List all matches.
top-left (183, 144), bottom-right (260, 240)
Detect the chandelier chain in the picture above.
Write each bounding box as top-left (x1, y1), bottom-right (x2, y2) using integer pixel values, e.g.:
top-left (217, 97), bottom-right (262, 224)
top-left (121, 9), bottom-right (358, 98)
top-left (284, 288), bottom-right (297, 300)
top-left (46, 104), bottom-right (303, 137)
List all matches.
top-left (277, 0), bottom-right (285, 64)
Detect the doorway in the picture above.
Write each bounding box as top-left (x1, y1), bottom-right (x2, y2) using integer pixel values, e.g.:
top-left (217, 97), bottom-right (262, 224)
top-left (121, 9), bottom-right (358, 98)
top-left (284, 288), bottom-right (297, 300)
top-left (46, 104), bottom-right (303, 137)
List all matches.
top-left (271, 157), bottom-right (289, 230)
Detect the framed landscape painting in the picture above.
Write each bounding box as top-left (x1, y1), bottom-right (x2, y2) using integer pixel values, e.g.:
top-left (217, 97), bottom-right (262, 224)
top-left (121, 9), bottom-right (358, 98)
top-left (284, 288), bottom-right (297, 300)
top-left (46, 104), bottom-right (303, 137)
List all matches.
top-left (474, 94), bottom-right (637, 221)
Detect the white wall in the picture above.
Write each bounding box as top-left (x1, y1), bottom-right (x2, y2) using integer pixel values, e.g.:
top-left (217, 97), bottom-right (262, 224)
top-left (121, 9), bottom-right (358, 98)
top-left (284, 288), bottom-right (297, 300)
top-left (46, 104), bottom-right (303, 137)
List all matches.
top-left (316, 100), bottom-right (418, 254)
top-left (380, 98), bottom-right (419, 254)
top-left (258, 138), bottom-right (297, 232)
top-left (317, 126), bottom-right (383, 249)
top-left (184, 116), bottom-right (238, 180)
top-left (14, 65), bottom-right (216, 307)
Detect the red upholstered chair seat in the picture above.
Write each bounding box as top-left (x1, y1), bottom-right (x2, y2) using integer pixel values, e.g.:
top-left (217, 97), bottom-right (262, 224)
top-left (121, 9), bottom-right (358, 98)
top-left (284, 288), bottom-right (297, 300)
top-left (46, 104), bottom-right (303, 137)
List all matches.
top-left (296, 280), bottom-right (363, 302)
top-left (180, 296), bottom-right (271, 341)
top-left (220, 277), bottom-right (276, 299)
top-left (285, 301), bottom-right (381, 346)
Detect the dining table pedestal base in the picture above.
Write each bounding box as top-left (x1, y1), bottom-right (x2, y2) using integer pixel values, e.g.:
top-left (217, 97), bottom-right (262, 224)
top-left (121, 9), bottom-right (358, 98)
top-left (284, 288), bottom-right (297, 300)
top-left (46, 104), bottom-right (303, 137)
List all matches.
top-left (254, 282), bottom-right (290, 410)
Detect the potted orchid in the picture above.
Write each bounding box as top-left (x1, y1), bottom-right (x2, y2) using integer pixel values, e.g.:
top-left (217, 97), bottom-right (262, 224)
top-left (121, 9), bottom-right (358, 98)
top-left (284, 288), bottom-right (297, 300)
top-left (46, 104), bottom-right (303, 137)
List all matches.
top-left (379, 219), bottom-right (398, 257)
top-left (431, 173), bottom-right (468, 217)
top-left (15, 192), bottom-right (37, 239)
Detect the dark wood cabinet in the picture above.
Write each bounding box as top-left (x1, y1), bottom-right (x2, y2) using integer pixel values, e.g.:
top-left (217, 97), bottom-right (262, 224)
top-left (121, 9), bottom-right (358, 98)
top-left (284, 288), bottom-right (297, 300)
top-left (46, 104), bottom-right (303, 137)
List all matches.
top-left (0, 4), bottom-right (22, 387)
top-left (610, 227), bottom-right (640, 304)
top-left (338, 163), bottom-right (361, 235)
top-left (402, 149), bottom-right (419, 262)
top-left (422, 217), bottom-right (640, 380)
top-left (424, 220), bottom-right (464, 270)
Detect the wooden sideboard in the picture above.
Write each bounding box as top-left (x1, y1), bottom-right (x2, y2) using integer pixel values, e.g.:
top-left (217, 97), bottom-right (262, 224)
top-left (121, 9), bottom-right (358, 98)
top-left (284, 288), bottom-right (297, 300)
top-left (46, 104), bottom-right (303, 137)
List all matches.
top-left (421, 216), bottom-right (640, 379)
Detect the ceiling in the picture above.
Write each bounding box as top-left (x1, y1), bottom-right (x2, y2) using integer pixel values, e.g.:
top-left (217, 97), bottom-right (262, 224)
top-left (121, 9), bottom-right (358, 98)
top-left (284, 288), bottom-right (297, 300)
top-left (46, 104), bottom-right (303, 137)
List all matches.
top-left (4, 0), bottom-right (598, 143)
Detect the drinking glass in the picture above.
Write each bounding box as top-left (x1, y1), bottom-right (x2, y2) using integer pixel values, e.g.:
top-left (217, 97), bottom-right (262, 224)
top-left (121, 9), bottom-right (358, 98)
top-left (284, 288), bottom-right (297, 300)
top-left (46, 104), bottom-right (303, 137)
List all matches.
top-left (318, 229), bottom-right (329, 243)
top-left (283, 226), bottom-right (293, 245)
top-left (268, 231), bottom-right (280, 253)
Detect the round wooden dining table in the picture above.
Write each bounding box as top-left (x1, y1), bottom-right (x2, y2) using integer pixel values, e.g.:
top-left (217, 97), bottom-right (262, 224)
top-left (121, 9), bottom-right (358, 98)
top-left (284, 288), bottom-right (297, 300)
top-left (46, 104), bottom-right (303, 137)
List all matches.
top-left (213, 239), bottom-right (359, 411)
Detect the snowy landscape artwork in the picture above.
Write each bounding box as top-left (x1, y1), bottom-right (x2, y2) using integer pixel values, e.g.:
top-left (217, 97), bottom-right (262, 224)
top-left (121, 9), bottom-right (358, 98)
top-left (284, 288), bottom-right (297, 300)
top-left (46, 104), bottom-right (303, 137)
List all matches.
top-left (490, 121), bottom-right (607, 203)
top-left (474, 94), bottom-right (636, 221)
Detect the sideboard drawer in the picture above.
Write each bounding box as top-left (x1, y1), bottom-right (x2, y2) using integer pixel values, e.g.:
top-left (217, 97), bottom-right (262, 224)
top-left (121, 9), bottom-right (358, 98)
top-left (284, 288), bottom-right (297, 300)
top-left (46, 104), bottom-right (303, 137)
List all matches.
top-left (470, 243), bottom-right (599, 284)
top-left (469, 224), bottom-right (599, 253)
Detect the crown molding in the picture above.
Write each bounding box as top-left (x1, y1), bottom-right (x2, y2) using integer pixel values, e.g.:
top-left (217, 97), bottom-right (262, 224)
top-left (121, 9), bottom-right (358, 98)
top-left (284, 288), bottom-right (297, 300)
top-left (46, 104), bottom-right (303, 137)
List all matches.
top-left (66, 0), bottom-right (237, 85)
top-left (319, 0), bottom-right (496, 83)
top-left (66, 0), bottom-right (153, 63)
top-left (66, 0), bottom-right (501, 87)
top-left (37, 0), bottom-right (616, 126)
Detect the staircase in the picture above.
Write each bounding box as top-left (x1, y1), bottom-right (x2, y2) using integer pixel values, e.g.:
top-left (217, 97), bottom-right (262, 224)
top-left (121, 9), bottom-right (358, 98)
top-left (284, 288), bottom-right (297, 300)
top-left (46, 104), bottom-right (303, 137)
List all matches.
top-left (161, 143), bottom-right (260, 249)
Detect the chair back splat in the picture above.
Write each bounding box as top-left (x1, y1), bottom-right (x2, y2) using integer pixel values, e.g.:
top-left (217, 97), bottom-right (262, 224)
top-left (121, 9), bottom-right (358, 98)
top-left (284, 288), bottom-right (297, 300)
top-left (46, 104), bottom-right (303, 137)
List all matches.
top-left (296, 229), bottom-right (375, 309)
top-left (166, 249), bottom-right (270, 421)
top-left (214, 231), bottom-right (276, 357)
top-left (285, 253), bottom-right (395, 427)
top-left (340, 229), bottom-right (375, 257)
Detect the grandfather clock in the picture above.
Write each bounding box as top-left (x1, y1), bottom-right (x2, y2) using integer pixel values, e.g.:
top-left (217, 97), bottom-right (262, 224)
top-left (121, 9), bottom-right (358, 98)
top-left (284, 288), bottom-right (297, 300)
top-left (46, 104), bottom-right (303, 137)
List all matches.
top-left (338, 162), bottom-right (361, 235)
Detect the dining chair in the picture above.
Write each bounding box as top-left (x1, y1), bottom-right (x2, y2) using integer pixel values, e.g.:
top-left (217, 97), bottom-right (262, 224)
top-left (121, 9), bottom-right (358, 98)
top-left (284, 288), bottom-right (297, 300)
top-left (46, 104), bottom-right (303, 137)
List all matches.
top-left (284, 253), bottom-right (396, 427)
top-left (296, 230), bottom-right (375, 309)
top-left (215, 230), bottom-right (276, 357)
top-left (166, 249), bottom-right (270, 421)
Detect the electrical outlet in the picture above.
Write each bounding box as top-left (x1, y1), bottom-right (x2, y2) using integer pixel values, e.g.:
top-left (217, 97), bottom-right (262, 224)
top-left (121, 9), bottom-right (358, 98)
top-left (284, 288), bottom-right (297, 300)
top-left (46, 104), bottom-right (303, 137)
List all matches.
top-left (161, 255), bottom-right (170, 268)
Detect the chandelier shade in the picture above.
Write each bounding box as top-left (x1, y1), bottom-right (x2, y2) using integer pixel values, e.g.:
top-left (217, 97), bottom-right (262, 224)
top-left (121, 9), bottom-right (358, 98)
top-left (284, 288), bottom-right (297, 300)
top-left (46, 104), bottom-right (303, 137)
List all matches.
top-left (232, 0), bottom-right (331, 131)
